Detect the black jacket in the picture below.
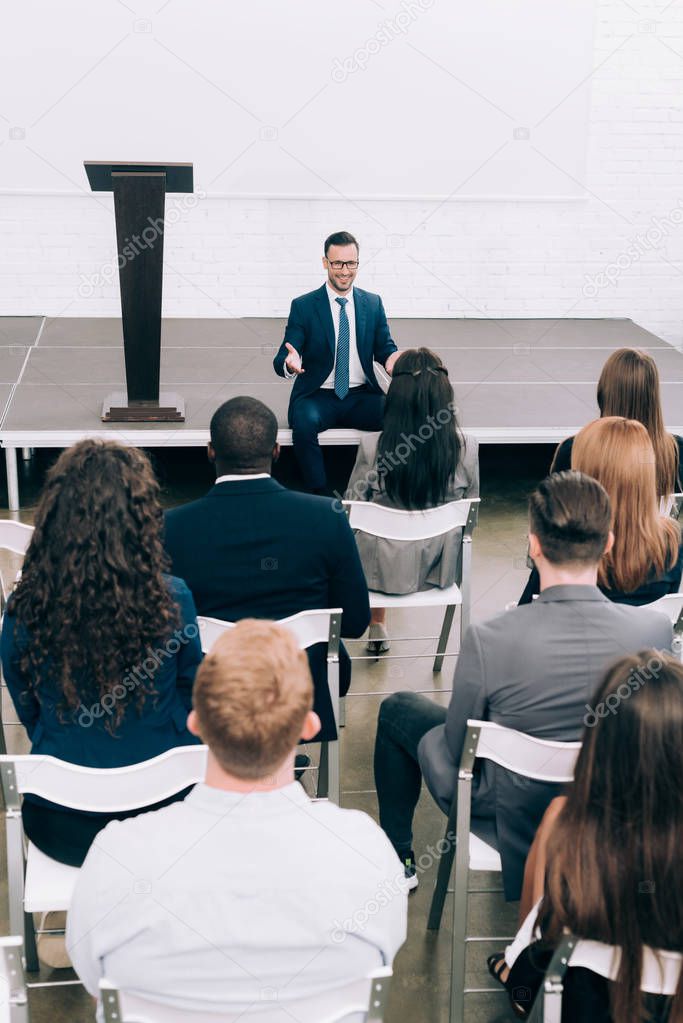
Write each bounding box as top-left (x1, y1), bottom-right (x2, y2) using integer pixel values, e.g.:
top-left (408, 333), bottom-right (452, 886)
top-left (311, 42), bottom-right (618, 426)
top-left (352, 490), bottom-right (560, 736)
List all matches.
top-left (164, 477), bottom-right (370, 740)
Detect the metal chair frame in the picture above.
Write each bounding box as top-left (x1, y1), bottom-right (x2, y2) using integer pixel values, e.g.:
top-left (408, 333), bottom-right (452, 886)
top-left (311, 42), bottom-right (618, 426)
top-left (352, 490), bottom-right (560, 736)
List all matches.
top-left (426, 720), bottom-right (580, 1023)
top-left (198, 608), bottom-right (343, 804)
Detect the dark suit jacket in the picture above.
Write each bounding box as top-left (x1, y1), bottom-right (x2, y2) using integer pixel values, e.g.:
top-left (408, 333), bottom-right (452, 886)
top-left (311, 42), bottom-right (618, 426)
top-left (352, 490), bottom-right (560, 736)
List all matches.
top-left (273, 284), bottom-right (397, 423)
top-left (418, 585), bottom-right (673, 900)
top-left (1, 576), bottom-right (202, 786)
top-left (164, 477), bottom-right (371, 740)
top-left (552, 432), bottom-right (683, 490)
top-left (518, 541), bottom-right (683, 607)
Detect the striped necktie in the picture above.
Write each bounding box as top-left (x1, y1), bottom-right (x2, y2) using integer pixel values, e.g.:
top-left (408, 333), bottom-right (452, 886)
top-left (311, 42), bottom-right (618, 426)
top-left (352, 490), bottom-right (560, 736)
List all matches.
top-left (334, 297), bottom-right (350, 399)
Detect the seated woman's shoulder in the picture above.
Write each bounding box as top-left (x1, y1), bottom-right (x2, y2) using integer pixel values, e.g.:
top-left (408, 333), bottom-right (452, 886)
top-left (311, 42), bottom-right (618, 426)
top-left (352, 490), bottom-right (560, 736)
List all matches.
top-left (460, 431), bottom-right (478, 456)
top-left (163, 574), bottom-right (192, 599)
top-left (361, 431), bottom-right (381, 454)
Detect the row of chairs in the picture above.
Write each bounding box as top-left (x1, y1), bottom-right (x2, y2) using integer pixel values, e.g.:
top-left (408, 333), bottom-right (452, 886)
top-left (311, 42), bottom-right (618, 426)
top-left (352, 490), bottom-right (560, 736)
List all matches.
top-left (0, 499), bottom-right (681, 1020)
top-left (0, 720), bottom-right (680, 1020)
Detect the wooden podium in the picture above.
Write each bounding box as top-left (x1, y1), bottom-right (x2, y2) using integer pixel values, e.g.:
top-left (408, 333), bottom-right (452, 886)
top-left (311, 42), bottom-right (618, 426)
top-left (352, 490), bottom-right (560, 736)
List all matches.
top-left (84, 161), bottom-right (193, 422)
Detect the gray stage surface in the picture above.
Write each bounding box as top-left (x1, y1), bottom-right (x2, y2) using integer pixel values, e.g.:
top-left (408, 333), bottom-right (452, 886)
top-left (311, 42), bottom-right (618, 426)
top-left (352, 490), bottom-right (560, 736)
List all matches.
top-left (1, 314), bottom-right (682, 509)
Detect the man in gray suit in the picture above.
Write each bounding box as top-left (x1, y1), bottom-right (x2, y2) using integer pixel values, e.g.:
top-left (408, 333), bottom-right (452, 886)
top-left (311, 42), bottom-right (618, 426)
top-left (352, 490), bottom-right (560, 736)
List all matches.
top-left (374, 471), bottom-right (675, 899)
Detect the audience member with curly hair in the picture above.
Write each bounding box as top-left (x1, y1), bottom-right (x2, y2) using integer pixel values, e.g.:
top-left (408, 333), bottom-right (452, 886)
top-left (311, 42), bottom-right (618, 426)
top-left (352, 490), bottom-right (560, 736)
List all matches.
top-left (1, 439), bottom-right (203, 867)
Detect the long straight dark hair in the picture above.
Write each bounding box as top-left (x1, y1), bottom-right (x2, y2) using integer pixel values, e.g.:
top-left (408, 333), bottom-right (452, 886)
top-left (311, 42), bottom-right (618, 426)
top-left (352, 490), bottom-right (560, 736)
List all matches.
top-left (538, 651), bottom-right (683, 1023)
top-left (377, 348), bottom-right (462, 509)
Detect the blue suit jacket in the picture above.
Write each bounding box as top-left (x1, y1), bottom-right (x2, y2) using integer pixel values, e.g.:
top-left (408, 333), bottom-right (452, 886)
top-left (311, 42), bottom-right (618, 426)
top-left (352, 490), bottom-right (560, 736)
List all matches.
top-left (273, 284), bottom-right (397, 423)
top-left (164, 477), bottom-right (371, 740)
top-left (1, 576), bottom-right (203, 778)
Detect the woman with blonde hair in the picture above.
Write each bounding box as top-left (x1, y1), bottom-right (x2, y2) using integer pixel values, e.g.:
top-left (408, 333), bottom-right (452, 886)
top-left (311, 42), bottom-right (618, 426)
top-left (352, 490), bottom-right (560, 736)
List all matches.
top-left (552, 347), bottom-right (682, 499)
top-left (520, 417), bottom-right (682, 604)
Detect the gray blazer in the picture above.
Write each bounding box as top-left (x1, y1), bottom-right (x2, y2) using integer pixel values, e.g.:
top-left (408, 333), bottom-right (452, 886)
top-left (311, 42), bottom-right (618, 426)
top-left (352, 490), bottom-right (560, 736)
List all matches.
top-left (344, 432), bottom-right (479, 594)
top-left (418, 585), bottom-right (673, 900)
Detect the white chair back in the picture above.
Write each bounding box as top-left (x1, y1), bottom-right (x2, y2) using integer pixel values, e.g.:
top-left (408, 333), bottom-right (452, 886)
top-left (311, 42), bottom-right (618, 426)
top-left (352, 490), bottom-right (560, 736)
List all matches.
top-left (665, 492), bottom-right (683, 519)
top-left (0, 937), bottom-right (27, 1023)
top-left (532, 933), bottom-right (682, 1021)
top-left (197, 609), bottom-right (343, 803)
top-left (198, 608), bottom-right (341, 655)
top-left (342, 499), bottom-right (479, 541)
top-left (100, 966), bottom-right (392, 1023)
top-left (0, 746), bottom-right (207, 814)
top-left (0, 522), bottom-right (33, 557)
top-left (568, 940), bottom-right (681, 994)
top-left (648, 592), bottom-right (683, 626)
top-left (0, 521), bottom-right (33, 605)
top-left (464, 720), bottom-right (581, 783)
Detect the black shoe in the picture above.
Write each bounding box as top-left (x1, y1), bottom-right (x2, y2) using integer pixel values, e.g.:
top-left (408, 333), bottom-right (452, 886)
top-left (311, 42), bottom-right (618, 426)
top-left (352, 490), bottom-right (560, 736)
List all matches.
top-left (294, 754), bottom-right (311, 782)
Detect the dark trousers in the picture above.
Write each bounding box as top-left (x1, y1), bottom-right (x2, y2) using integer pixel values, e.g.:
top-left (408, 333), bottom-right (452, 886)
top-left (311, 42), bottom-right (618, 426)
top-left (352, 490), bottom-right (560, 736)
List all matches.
top-left (291, 386), bottom-right (384, 491)
top-left (22, 787), bottom-right (192, 868)
top-left (373, 691), bottom-right (447, 857)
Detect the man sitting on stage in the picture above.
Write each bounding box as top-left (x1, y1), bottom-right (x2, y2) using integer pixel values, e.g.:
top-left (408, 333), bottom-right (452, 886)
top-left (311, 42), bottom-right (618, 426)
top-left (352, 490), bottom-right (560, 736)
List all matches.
top-left (273, 231), bottom-right (399, 494)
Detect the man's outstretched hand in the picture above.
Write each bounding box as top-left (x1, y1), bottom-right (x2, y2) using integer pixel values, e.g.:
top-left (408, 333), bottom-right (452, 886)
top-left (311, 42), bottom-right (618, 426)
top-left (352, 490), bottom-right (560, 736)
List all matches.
top-left (284, 343), bottom-right (304, 374)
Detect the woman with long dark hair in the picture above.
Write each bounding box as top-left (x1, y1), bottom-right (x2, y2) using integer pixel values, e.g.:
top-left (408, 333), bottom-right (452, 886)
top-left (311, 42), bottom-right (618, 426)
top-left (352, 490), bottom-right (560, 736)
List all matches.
top-left (552, 347), bottom-right (682, 499)
top-left (488, 651), bottom-right (683, 1022)
top-left (1, 439), bottom-right (202, 868)
top-left (345, 347), bottom-right (478, 652)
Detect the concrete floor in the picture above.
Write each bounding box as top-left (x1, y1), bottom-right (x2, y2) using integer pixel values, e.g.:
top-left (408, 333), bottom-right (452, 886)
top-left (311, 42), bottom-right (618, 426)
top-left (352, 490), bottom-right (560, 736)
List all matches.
top-left (0, 442), bottom-right (553, 1022)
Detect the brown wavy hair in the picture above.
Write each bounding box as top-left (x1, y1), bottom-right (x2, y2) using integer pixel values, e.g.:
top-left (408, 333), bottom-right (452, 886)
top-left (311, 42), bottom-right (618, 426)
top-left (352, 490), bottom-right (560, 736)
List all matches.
top-left (538, 651), bottom-right (683, 1023)
top-left (11, 440), bottom-right (178, 730)
top-left (572, 417), bottom-right (680, 593)
top-left (597, 347), bottom-right (679, 499)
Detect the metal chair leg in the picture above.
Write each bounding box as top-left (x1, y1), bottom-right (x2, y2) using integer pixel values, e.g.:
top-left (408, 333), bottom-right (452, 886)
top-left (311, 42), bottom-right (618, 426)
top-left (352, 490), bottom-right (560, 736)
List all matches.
top-left (24, 911), bottom-right (38, 973)
top-left (317, 742), bottom-right (329, 800)
top-left (449, 789), bottom-right (472, 1023)
top-left (433, 605), bottom-right (456, 672)
top-left (427, 830), bottom-right (457, 931)
top-left (428, 801), bottom-right (459, 930)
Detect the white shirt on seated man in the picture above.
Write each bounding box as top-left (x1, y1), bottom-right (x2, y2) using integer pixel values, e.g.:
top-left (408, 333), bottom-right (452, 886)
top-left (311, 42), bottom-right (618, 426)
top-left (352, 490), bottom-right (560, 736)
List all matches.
top-left (66, 619), bottom-right (407, 1019)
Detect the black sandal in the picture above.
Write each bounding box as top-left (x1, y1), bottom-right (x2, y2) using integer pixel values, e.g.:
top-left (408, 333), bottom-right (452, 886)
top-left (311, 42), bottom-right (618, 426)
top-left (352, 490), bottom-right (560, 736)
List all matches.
top-left (486, 952), bottom-right (530, 1020)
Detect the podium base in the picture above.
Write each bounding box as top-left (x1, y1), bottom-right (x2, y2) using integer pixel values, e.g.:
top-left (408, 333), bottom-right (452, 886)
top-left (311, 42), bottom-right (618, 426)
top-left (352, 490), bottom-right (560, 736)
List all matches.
top-left (101, 393), bottom-right (185, 423)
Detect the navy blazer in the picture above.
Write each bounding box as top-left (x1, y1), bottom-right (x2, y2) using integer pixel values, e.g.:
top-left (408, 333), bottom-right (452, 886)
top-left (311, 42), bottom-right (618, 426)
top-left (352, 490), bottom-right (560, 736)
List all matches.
top-left (273, 284), bottom-right (397, 423)
top-left (1, 576), bottom-right (203, 779)
top-left (164, 477), bottom-right (371, 740)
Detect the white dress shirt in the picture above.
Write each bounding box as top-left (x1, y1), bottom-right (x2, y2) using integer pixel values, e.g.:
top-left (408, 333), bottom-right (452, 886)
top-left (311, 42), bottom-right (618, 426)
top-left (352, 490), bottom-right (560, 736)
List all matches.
top-left (67, 782), bottom-right (407, 1020)
top-left (215, 473), bottom-right (270, 484)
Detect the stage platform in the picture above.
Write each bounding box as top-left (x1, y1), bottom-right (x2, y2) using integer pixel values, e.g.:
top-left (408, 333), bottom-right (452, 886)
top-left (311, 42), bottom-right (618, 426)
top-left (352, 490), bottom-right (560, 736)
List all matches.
top-left (1, 314), bottom-right (682, 509)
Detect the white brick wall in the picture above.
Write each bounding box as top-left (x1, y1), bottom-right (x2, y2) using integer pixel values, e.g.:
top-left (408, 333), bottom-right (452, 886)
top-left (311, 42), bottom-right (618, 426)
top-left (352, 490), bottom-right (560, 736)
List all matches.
top-left (1, 0), bottom-right (683, 344)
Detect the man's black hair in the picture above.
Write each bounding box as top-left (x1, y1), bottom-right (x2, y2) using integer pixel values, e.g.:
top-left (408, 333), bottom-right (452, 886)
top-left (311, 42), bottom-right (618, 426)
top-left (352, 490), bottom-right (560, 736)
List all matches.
top-left (324, 231), bottom-right (359, 256)
top-left (210, 396), bottom-right (278, 470)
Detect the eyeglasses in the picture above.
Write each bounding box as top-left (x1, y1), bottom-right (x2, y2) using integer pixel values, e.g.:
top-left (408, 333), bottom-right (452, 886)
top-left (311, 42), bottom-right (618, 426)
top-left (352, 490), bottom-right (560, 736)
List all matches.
top-left (327, 260), bottom-right (358, 270)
